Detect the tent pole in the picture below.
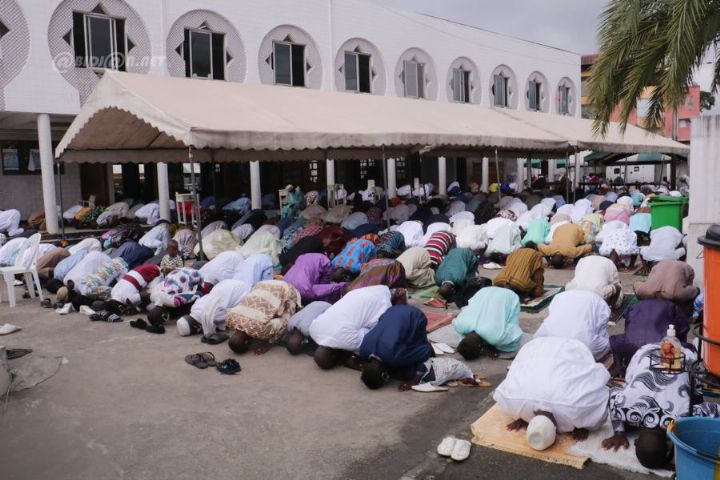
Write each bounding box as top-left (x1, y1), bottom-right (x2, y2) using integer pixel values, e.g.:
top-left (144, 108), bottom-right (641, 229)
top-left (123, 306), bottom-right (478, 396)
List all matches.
top-left (573, 146), bottom-right (579, 202)
top-left (189, 146), bottom-right (204, 261)
top-left (56, 160), bottom-right (65, 240)
top-left (670, 154), bottom-right (677, 190)
top-left (565, 149), bottom-right (570, 204)
top-left (494, 148), bottom-right (501, 202)
top-left (381, 146), bottom-right (391, 230)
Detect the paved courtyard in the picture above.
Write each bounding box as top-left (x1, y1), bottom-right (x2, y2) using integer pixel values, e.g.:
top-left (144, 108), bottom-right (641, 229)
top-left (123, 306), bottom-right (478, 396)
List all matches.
top-left (0, 268), bottom-right (648, 480)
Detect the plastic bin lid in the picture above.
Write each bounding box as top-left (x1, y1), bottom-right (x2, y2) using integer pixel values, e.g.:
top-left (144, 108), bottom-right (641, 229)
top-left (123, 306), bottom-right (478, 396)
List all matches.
top-left (699, 225), bottom-right (720, 249)
top-left (649, 196), bottom-right (689, 204)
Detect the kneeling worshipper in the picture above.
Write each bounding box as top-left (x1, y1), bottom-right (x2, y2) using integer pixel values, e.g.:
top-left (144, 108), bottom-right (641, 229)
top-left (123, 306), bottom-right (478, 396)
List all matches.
top-left (283, 253), bottom-right (348, 304)
top-left (376, 231), bottom-right (406, 259)
top-left (138, 220), bottom-right (171, 255)
top-left (177, 279), bottom-right (252, 340)
top-left (534, 290), bottom-right (611, 361)
top-left (521, 218), bottom-right (550, 247)
top-left (111, 240), bottom-right (155, 269)
top-left (565, 255), bottom-right (623, 308)
top-left (492, 246), bottom-right (544, 300)
top-left (232, 253), bottom-right (274, 288)
top-left (278, 236), bottom-right (324, 272)
top-left (74, 256), bottom-right (128, 303)
top-left (332, 238), bottom-right (377, 275)
top-left (286, 301), bottom-right (332, 354)
top-left (0, 209), bottom-right (23, 236)
top-left (452, 286), bottom-right (522, 360)
top-left (107, 263), bottom-right (162, 314)
top-left (603, 343), bottom-right (699, 469)
top-left (63, 251), bottom-right (113, 292)
top-left (0, 237), bottom-right (28, 266)
top-left (397, 247), bottom-right (435, 288)
top-left (599, 227), bottom-right (640, 269)
top-left (609, 299), bottom-right (690, 371)
top-left (537, 222), bottom-right (592, 268)
top-left (633, 260), bottom-right (700, 305)
top-left (639, 226), bottom-right (685, 266)
top-left (435, 248), bottom-right (479, 302)
top-left (494, 337), bottom-right (610, 450)
top-left (424, 230), bottom-right (456, 268)
top-left (198, 250), bottom-right (246, 289)
top-left (240, 230), bottom-right (281, 266)
top-left (347, 258), bottom-right (407, 294)
top-left (309, 285), bottom-right (392, 370)
top-left (358, 305), bottom-right (434, 390)
top-left (36, 247), bottom-right (71, 283)
top-left (136, 267), bottom-right (204, 334)
top-left (47, 249), bottom-right (91, 293)
top-left (226, 280), bottom-right (302, 355)
top-left (484, 224), bottom-right (522, 262)
top-left (394, 220), bottom-right (425, 248)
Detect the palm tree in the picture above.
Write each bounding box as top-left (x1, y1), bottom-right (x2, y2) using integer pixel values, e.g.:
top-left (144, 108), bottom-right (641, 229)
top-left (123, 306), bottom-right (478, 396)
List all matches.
top-left (588, 0), bottom-right (720, 135)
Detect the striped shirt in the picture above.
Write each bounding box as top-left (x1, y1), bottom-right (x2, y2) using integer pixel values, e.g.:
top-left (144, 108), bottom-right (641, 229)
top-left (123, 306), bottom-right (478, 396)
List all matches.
top-left (424, 231), bottom-right (455, 268)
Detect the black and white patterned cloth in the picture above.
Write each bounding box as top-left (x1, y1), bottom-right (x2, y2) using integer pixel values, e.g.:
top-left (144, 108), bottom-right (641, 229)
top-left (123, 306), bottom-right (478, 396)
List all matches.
top-left (610, 343), bottom-right (698, 432)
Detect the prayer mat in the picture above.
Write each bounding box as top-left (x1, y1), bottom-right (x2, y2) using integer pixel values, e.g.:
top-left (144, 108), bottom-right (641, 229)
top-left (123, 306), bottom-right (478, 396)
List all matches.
top-left (423, 310), bottom-right (458, 333)
top-left (471, 404), bottom-right (588, 469)
top-left (568, 419), bottom-right (672, 477)
top-left (520, 286), bottom-right (563, 313)
top-left (408, 286), bottom-right (439, 301)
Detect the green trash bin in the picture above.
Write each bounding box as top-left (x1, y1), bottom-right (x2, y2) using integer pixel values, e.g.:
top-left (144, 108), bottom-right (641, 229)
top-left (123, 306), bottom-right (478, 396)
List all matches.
top-left (649, 196), bottom-right (688, 230)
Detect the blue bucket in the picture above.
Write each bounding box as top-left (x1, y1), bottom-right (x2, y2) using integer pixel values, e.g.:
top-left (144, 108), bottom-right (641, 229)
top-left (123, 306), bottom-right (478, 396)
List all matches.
top-left (668, 417), bottom-right (720, 479)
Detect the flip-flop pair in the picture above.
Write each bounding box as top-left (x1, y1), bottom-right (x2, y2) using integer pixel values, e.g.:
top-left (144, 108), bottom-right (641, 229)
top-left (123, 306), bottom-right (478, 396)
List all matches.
top-left (437, 436), bottom-right (471, 461)
top-left (216, 359), bottom-right (241, 375)
top-left (184, 352), bottom-right (217, 369)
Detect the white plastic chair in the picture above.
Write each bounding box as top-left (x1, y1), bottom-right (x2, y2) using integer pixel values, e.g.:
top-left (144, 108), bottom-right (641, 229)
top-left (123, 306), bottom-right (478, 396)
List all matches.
top-left (0, 233), bottom-right (44, 307)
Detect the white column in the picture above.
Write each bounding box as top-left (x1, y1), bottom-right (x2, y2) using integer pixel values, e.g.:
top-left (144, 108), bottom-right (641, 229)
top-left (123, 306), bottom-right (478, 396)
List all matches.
top-left (438, 156), bottom-right (447, 196)
top-left (481, 157), bottom-right (490, 192)
top-left (37, 114), bottom-right (59, 234)
top-left (156, 162), bottom-right (171, 221)
top-left (386, 158), bottom-right (397, 198)
top-left (547, 159), bottom-right (556, 183)
top-left (516, 158), bottom-right (524, 186)
top-left (326, 158), bottom-right (335, 188)
top-left (250, 160), bottom-right (261, 209)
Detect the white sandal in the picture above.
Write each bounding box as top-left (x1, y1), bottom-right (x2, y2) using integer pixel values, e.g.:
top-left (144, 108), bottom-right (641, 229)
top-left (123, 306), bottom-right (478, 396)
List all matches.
top-left (437, 436), bottom-right (457, 457)
top-left (451, 439), bottom-right (472, 462)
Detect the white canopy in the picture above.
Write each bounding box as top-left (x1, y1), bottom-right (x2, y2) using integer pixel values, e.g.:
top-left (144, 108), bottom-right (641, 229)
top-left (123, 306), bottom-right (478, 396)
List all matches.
top-left (56, 71), bottom-right (690, 162)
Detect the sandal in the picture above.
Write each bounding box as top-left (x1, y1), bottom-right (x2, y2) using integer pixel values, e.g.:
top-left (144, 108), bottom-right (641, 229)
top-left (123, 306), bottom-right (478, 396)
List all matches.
top-left (201, 333), bottom-right (229, 345)
top-left (41, 299), bottom-right (52, 308)
top-left (184, 353), bottom-right (208, 369)
top-left (7, 348), bottom-right (32, 360)
top-left (199, 352), bottom-right (217, 367)
top-left (216, 358), bottom-right (241, 375)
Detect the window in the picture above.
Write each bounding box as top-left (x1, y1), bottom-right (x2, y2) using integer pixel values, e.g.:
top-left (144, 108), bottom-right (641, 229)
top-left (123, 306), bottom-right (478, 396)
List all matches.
top-left (273, 41), bottom-right (306, 87)
top-left (359, 159), bottom-right (376, 180)
top-left (0, 142), bottom-right (48, 176)
top-left (72, 10), bottom-right (126, 71)
top-left (452, 68), bottom-right (471, 103)
top-left (528, 80), bottom-right (542, 111)
top-left (183, 27), bottom-right (226, 80)
top-left (308, 160), bottom-right (319, 184)
top-left (558, 85), bottom-right (571, 114)
top-left (493, 75), bottom-right (508, 107)
top-left (636, 98), bottom-right (651, 119)
top-left (344, 51), bottom-right (372, 93)
top-left (403, 60), bottom-right (425, 98)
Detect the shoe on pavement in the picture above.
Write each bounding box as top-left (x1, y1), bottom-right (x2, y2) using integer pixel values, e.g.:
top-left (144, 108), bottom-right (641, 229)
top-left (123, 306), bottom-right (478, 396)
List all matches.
top-left (450, 439), bottom-right (471, 462)
top-left (437, 436), bottom-right (457, 457)
top-left (55, 303), bottom-right (72, 315)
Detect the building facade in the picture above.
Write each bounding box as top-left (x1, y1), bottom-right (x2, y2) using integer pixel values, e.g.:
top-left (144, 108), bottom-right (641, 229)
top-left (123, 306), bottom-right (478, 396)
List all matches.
top-left (0, 0), bottom-right (580, 231)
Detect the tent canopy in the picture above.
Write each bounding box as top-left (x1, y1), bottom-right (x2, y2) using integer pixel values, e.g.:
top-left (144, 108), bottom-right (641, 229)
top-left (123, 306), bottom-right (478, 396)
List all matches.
top-left (56, 71), bottom-right (690, 163)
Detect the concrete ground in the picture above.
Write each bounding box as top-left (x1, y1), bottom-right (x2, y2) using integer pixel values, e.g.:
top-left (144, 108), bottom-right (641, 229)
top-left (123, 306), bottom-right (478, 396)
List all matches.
top-left (0, 268), bottom-right (649, 480)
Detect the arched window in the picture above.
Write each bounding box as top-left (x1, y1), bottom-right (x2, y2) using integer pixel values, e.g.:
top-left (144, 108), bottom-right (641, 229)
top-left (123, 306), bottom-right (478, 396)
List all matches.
top-left (394, 48), bottom-right (437, 100)
top-left (335, 38), bottom-right (385, 94)
top-left (490, 65), bottom-right (518, 109)
top-left (258, 25), bottom-right (323, 89)
top-left (447, 57), bottom-right (480, 104)
top-left (557, 77), bottom-right (577, 115)
top-left (525, 71), bottom-right (549, 112)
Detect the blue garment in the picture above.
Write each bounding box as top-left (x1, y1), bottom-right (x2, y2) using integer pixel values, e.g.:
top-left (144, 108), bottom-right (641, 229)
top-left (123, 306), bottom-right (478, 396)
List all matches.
top-left (53, 250), bottom-right (89, 281)
top-left (222, 197), bottom-right (250, 215)
top-left (200, 196), bottom-right (216, 210)
top-left (350, 223), bottom-right (380, 239)
top-left (453, 286), bottom-right (522, 352)
top-left (233, 253), bottom-right (273, 287)
top-left (110, 241), bottom-right (154, 269)
top-left (359, 305), bottom-right (433, 380)
top-left (629, 213), bottom-right (651, 234)
top-left (694, 291), bottom-right (705, 318)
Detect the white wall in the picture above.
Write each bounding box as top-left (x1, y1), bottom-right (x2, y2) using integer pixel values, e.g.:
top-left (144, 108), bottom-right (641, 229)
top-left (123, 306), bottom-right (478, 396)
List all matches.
top-left (0, 162), bottom-right (81, 217)
top-left (687, 116), bottom-right (720, 286)
top-left (3, 0), bottom-right (580, 115)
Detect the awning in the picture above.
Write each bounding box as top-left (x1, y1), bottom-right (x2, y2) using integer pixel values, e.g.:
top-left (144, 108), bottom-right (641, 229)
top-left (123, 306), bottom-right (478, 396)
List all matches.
top-left (497, 109), bottom-right (690, 156)
top-left (56, 71), bottom-right (691, 163)
top-left (56, 71), bottom-right (567, 163)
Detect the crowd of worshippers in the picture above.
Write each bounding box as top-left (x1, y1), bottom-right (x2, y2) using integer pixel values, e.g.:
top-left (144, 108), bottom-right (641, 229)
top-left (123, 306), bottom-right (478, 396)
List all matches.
top-left (0, 178), bottom-right (712, 469)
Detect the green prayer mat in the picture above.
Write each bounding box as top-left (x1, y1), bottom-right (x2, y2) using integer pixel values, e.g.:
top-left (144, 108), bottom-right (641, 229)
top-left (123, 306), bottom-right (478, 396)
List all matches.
top-left (520, 286), bottom-right (564, 313)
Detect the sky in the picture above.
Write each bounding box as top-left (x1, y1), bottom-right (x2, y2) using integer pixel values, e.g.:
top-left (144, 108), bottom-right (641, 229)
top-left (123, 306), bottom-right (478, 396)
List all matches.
top-left (369, 0), bottom-right (610, 55)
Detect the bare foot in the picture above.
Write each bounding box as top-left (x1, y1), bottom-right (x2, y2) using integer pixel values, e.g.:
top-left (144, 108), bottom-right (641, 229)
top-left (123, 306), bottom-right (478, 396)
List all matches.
top-left (570, 428), bottom-right (589, 441)
top-left (507, 418), bottom-right (528, 432)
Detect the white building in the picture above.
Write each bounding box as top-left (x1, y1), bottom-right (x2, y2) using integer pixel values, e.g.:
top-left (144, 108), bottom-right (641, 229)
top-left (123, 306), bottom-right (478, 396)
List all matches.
top-left (0, 0), bottom-right (580, 233)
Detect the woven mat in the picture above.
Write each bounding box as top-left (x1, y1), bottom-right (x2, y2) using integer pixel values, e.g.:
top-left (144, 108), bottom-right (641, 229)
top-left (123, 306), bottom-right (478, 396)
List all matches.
top-left (470, 404), bottom-right (588, 470)
top-left (520, 286), bottom-right (564, 313)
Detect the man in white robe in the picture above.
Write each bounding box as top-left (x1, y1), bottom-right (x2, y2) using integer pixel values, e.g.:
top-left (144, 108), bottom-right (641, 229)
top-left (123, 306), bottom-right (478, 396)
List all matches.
top-left (309, 285), bottom-right (392, 369)
top-left (565, 255), bottom-right (623, 308)
top-left (494, 337), bottom-right (610, 449)
top-left (176, 279), bottom-right (251, 337)
top-left (199, 251), bottom-right (246, 288)
top-left (534, 290), bottom-right (612, 360)
top-left (64, 251), bottom-right (112, 291)
top-left (640, 226), bottom-right (685, 263)
top-left (0, 209), bottom-right (23, 237)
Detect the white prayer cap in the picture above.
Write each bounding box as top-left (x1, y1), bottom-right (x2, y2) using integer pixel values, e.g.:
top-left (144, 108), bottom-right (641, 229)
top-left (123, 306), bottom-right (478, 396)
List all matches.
top-left (176, 317), bottom-right (191, 337)
top-left (526, 415), bottom-right (557, 451)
